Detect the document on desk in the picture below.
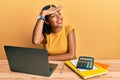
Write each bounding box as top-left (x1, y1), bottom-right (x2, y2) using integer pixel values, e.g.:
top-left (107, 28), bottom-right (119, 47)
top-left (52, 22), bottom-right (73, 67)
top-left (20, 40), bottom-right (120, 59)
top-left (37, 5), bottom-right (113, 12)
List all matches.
top-left (65, 60), bottom-right (109, 79)
top-left (70, 60), bottom-right (98, 71)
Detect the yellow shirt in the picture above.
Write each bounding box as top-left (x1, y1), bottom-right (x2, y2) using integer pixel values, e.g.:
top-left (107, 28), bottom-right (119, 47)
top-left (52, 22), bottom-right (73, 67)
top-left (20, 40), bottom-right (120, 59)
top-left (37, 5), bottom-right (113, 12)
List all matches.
top-left (45, 25), bottom-right (73, 55)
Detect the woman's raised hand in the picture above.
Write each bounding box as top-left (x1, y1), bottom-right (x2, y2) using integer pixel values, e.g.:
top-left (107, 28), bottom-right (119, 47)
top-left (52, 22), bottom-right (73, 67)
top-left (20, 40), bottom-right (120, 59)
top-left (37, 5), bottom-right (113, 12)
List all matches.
top-left (40, 5), bottom-right (62, 17)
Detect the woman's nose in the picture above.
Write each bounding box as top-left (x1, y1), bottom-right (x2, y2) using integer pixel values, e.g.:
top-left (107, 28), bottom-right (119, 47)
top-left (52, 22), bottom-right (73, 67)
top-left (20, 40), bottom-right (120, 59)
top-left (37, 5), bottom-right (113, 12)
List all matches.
top-left (57, 15), bottom-right (62, 19)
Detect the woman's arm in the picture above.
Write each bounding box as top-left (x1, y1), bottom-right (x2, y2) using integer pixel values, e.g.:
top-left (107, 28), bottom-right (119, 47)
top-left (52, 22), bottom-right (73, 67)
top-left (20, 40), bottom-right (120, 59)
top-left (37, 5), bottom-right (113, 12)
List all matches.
top-left (48, 29), bottom-right (76, 61)
top-left (32, 18), bottom-right (45, 44)
top-left (32, 6), bottom-right (62, 44)
top-left (32, 10), bottom-right (54, 44)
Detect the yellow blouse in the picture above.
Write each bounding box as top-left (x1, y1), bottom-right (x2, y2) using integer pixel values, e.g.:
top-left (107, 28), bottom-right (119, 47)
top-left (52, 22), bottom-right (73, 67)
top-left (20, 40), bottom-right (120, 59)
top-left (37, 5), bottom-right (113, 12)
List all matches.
top-left (45, 25), bottom-right (73, 55)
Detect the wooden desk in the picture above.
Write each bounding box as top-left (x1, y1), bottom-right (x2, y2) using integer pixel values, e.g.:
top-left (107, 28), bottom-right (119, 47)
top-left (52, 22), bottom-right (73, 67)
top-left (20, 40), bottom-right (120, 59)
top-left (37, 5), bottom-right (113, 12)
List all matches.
top-left (0, 60), bottom-right (120, 80)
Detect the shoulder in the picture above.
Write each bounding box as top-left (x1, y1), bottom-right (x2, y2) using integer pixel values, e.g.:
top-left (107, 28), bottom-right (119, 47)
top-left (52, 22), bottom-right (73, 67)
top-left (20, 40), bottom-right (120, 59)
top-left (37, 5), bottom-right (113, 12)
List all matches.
top-left (65, 25), bottom-right (74, 30)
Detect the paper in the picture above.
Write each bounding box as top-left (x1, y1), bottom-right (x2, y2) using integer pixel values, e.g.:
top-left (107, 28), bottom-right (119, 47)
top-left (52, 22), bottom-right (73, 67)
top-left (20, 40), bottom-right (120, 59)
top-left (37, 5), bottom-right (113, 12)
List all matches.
top-left (70, 60), bottom-right (98, 71)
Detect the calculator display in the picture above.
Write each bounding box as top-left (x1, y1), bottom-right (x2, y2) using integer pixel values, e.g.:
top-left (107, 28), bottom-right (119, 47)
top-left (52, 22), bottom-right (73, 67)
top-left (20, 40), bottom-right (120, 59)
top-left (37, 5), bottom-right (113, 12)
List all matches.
top-left (77, 56), bottom-right (94, 69)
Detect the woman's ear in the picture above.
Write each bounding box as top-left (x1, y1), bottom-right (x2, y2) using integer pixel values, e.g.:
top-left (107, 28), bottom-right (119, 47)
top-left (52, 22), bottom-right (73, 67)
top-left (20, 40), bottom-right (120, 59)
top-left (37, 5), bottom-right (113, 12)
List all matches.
top-left (45, 20), bottom-right (49, 25)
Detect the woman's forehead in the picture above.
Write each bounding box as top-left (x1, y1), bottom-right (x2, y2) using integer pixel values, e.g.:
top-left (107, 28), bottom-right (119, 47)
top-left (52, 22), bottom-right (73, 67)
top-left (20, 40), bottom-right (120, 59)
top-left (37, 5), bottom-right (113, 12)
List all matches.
top-left (50, 11), bottom-right (60, 16)
top-left (51, 6), bottom-right (56, 10)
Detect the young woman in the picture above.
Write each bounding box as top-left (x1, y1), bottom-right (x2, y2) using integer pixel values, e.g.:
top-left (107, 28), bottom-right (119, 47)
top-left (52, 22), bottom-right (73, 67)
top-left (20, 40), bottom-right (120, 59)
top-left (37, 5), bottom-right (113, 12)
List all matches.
top-left (32, 4), bottom-right (76, 61)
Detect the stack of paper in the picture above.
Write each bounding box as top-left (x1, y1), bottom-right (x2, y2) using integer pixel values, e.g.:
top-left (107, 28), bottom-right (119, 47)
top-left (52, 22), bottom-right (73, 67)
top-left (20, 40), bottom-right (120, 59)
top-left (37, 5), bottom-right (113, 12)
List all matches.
top-left (65, 60), bottom-right (109, 79)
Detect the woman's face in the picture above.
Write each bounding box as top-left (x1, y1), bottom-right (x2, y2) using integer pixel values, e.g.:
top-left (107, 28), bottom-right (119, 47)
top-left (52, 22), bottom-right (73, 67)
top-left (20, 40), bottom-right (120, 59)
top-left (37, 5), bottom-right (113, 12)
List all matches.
top-left (47, 7), bottom-right (63, 28)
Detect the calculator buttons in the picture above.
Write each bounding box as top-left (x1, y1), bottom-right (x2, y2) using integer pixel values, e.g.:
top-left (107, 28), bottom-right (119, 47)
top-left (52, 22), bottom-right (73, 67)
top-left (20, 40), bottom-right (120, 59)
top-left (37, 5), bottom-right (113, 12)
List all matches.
top-left (77, 56), bottom-right (94, 69)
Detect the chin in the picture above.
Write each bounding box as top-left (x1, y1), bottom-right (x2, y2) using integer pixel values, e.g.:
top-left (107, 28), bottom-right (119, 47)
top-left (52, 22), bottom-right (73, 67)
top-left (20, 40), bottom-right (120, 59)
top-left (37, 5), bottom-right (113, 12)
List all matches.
top-left (58, 24), bottom-right (63, 27)
top-left (54, 23), bottom-right (63, 28)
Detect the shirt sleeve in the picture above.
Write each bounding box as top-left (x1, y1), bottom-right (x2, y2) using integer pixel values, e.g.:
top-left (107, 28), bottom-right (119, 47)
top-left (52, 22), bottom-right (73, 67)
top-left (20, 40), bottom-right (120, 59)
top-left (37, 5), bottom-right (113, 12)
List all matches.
top-left (65, 25), bottom-right (74, 36)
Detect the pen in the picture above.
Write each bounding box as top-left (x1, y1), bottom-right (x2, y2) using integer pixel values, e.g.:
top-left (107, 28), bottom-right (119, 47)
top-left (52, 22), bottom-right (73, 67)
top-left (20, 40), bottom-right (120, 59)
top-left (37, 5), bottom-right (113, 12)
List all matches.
top-left (60, 65), bottom-right (64, 74)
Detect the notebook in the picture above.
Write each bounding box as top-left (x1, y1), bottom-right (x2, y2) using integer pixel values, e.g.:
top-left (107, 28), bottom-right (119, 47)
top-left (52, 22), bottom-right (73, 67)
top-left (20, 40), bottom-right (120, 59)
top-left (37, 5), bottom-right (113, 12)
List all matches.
top-left (65, 60), bottom-right (109, 79)
top-left (94, 62), bottom-right (109, 69)
top-left (4, 45), bottom-right (58, 77)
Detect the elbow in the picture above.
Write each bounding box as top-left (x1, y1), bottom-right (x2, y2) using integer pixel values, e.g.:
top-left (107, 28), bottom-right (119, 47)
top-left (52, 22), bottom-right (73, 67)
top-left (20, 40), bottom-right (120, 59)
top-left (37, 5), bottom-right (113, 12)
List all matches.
top-left (32, 39), bottom-right (41, 44)
top-left (71, 52), bottom-right (76, 59)
top-left (69, 53), bottom-right (76, 60)
top-left (32, 35), bottom-right (44, 44)
top-left (71, 55), bottom-right (76, 60)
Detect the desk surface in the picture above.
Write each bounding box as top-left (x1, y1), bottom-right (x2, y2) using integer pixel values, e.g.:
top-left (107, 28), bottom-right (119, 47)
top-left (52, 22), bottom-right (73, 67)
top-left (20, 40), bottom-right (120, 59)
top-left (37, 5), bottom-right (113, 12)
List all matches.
top-left (0, 60), bottom-right (120, 80)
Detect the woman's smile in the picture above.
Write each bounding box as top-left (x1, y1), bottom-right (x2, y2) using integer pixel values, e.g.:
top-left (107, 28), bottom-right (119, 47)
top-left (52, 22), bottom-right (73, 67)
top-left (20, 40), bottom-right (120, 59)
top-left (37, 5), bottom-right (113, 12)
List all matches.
top-left (56, 19), bottom-right (62, 24)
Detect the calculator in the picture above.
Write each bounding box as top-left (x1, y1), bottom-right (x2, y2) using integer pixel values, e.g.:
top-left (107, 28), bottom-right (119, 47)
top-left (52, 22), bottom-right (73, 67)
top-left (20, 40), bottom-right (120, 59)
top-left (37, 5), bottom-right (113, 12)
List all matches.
top-left (77, 56), bottom-right (94, 69)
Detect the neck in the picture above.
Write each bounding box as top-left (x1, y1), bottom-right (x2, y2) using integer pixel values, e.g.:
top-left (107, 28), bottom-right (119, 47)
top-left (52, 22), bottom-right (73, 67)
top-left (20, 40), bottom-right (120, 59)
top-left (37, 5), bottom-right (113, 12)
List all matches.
top-left (52, 27), bottom-right (62, 33)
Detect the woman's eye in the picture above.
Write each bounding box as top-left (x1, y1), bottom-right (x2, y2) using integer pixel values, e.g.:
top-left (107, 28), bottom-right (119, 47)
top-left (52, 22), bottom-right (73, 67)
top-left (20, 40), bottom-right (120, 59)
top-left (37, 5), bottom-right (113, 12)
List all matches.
top-left (49, 14), bottom-right (56, 18)
top-left (50, 15), bottom-right (55, 18)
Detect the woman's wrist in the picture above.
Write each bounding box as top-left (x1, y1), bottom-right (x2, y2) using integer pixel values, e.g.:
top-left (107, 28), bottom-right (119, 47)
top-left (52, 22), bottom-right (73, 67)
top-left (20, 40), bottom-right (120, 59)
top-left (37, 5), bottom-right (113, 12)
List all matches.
top-left (38, 12), bottom-right (46, 20)
top-left (38, 16), bottom-right (45, 20)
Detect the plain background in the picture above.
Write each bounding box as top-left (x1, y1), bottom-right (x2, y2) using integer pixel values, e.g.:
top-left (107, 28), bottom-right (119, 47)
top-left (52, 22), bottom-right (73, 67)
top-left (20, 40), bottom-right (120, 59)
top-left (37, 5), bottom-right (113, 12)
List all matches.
top-left (0, 0), bottom-right (120, 59)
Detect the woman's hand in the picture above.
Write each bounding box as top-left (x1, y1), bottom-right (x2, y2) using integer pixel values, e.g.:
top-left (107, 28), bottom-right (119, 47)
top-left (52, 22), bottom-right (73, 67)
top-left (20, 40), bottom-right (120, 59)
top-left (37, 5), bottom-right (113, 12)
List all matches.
top-left (40, 5), bottom-right (62, 17)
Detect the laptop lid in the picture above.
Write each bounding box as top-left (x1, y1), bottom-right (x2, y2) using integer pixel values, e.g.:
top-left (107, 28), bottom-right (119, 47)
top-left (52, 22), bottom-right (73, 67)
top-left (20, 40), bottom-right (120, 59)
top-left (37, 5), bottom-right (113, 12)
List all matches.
top-left (4, 45), bottom-right (58, 77)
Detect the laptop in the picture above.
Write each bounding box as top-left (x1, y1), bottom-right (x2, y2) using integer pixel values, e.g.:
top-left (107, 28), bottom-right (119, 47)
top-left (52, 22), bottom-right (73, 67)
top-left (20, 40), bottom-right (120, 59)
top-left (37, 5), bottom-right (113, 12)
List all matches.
top-left (4, 45), bottom-right (58, 77)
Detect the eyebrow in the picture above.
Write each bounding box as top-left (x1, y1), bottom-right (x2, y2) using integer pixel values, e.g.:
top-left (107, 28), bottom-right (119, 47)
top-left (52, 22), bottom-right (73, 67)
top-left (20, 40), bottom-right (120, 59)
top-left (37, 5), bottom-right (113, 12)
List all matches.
top-left (48, 11), bottom-right (61, 17)
top-left (48, 14), bottom-right (55, 17)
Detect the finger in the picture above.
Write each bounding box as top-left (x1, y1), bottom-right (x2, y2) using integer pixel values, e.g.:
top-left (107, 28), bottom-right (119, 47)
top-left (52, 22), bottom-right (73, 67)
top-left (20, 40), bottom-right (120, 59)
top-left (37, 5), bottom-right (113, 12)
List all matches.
top-left (56, 5), bottom-right (62, 12)
top-left (48, 5), bottom-right (62, 14)
top-left (58, 5), bottom-right (62, 10)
